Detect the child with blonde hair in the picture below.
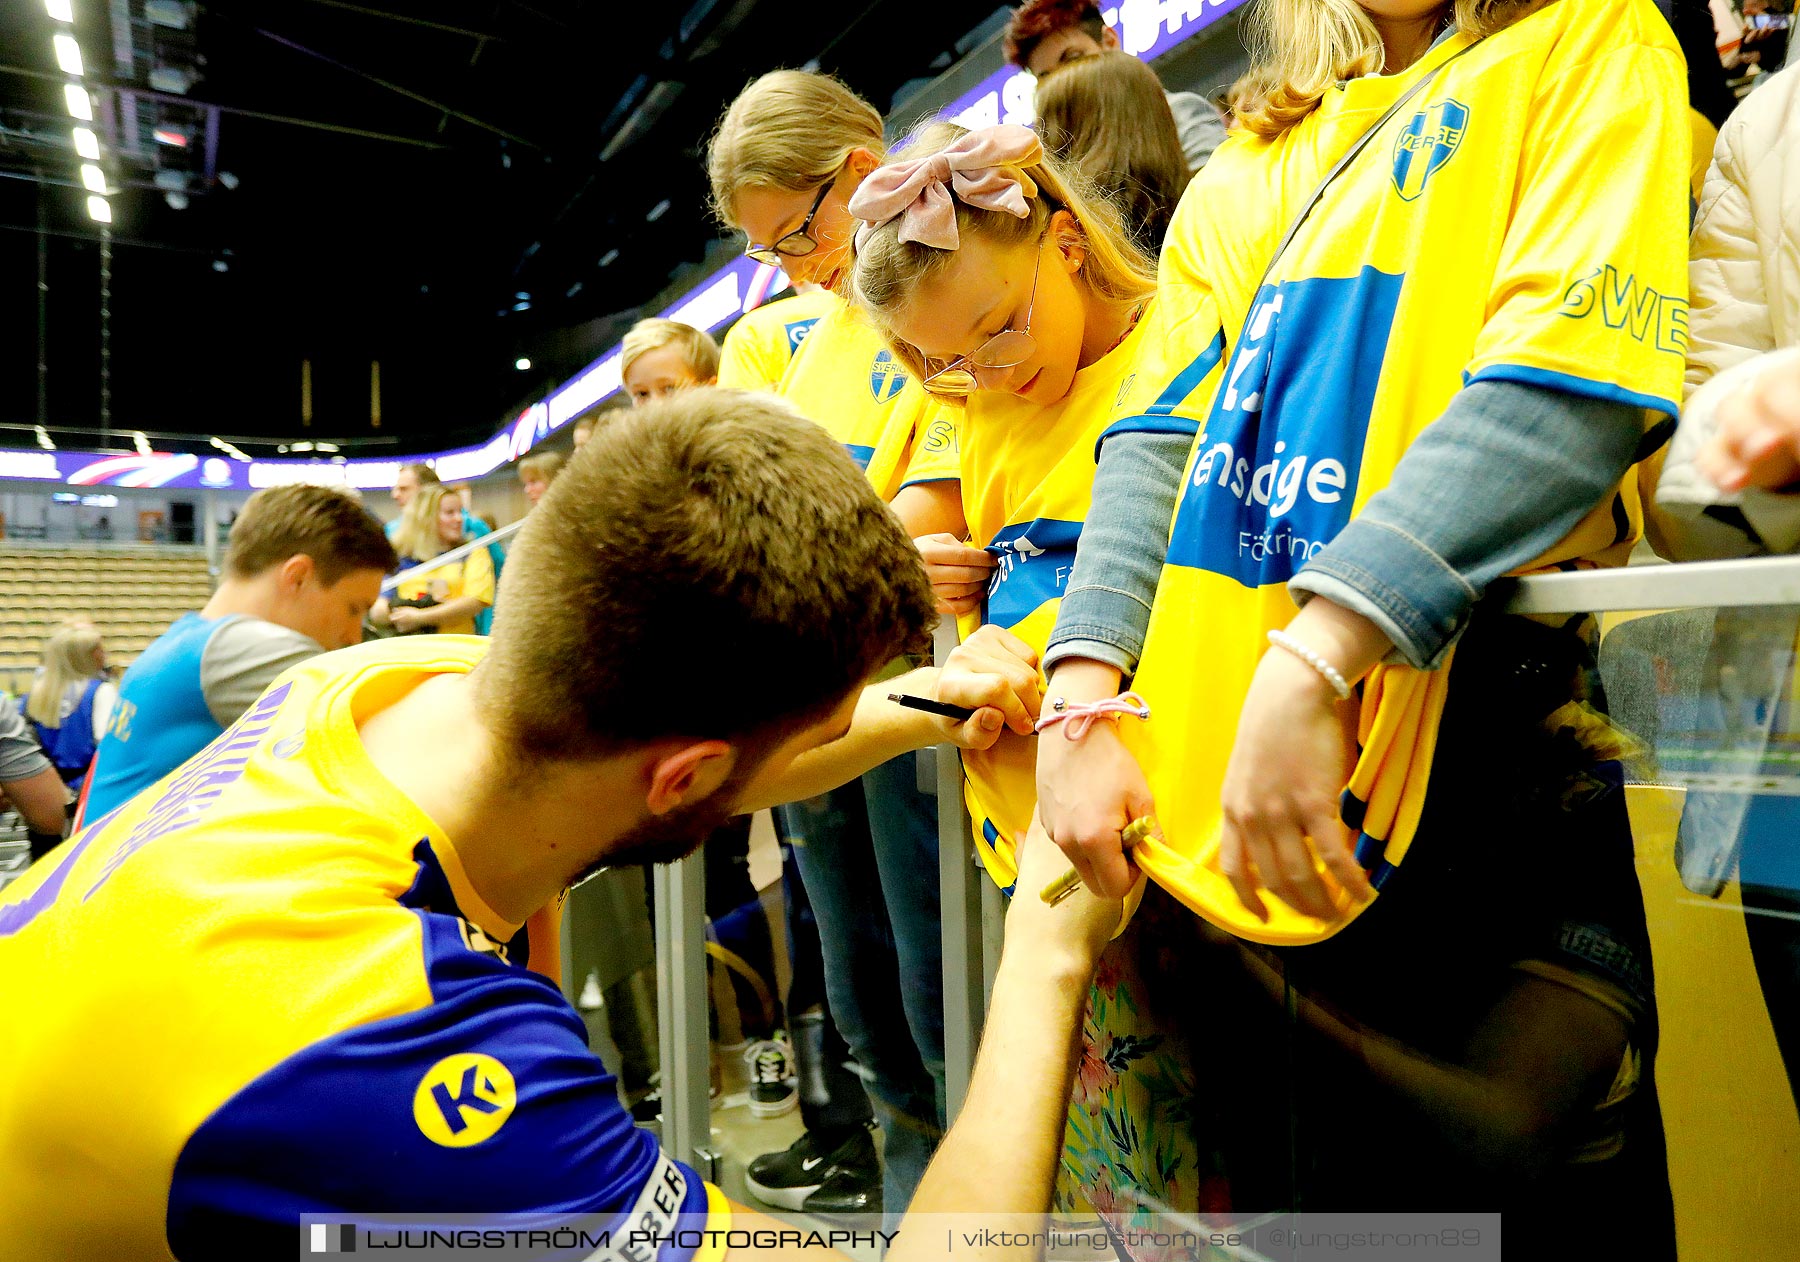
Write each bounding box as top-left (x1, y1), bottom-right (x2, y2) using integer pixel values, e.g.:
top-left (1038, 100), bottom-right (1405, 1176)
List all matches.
top-left (620, 318), bottom-right (721, 406)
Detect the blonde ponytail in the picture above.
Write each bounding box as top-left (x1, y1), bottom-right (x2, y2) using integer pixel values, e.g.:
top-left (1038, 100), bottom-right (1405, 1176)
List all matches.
top-left (26, 623), bottom-right (103, 728)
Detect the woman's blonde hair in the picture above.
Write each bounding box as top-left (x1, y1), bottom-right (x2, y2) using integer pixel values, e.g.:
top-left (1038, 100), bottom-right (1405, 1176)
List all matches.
top-left (620, 318), bottom-right (722, 382)
top-left (707, 70), bottom-right (885, 228)
top-left (393, 482), bottom-right (453, 563)
top-left (27, 622), bottom-right (103, 728)
top-left (1229, 0), bottom-right (1546, 140)
top-left (849, 122), bottom-right (1157, 390)
top-left (1034, 51), bottom-right (1192, 257)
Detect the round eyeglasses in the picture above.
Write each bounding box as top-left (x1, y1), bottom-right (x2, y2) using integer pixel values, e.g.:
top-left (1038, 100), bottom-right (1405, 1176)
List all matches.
top-left (920, 238), bottom-right (1045, 397)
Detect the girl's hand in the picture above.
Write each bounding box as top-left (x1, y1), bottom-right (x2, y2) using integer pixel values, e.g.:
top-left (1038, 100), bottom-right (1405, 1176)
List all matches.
top-left (1035, 659), bottom-right (1151, 900)
top-left (1218, 646), bottom-right (1371, 921)
top-left (916, 533), bottom-right (996, 617)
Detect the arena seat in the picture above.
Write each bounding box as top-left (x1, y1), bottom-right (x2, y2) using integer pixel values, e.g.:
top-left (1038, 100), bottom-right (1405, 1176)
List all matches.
top-left (0, 546), bottom-right (215, 699)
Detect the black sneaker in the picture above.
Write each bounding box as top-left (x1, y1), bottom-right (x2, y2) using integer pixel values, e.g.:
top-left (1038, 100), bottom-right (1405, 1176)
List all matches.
top-left (743, 1038), bottom-right (798, 1118)
top-left (800, 1159), bottom-right (882, 1219)
top-left (745, 1124), bottom-right (878, 1213)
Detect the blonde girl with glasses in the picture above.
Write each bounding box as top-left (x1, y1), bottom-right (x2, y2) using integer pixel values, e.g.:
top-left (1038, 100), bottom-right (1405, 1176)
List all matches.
top-left (706, 69), bottom-right (997, 1221)
top-left (848, 122), bottom-right (1204, 1230)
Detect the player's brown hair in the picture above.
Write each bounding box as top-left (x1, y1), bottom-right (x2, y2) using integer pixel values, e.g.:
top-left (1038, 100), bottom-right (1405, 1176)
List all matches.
top-left (478, 388), bottom-right (937, 760)
top-left (224, 483), bottom-right (397, 584)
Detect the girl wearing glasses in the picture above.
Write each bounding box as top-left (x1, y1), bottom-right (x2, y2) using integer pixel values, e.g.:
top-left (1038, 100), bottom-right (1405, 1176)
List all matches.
top-left (703, 69), bottom-right (968, 1222)
top-left (848, 123), bottom-right (1205, 1227)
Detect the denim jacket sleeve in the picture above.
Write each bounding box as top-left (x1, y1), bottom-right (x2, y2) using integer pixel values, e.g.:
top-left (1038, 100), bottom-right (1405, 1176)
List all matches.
top-left (1044, 428), bottom-right (1192, 679)
top-left (1045, 379), bottom-right (1647, 678)
top-left (1289, 379), bottom-right (1646, 668)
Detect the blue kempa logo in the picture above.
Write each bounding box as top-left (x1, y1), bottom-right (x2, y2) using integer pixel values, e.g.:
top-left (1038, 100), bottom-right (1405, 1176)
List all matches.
top-left (1392, 98), bottom-right (1468, 201)
top-left (870, 350), bottom-right (908, 403)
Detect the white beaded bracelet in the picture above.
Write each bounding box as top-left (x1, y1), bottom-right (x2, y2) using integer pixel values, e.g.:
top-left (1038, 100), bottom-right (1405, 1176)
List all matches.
top-left (1266, 629), bottom-right (1354, 701)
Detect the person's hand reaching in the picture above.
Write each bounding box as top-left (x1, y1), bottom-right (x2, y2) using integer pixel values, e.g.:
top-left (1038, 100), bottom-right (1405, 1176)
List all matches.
top-left (1698, 357), bottom-right (1800, 494)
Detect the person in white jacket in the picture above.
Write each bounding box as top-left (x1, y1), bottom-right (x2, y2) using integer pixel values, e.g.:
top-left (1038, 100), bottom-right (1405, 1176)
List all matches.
top-left (1649, 62), bottom-right (1800, 1111)
top-left (1653, 63), bottom-right (1800, 558)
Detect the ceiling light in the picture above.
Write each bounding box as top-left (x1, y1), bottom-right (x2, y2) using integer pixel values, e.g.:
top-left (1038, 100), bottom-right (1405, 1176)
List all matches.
top-left (209, 436), bottom-right (252, 462)
top-left (514, 291), bottom-right (530, 301)
top-left (72, 126), bottom-right (99, 160)
top-left (598, 248), bottom-right (619, 268)
top-left (133, 432), bottom-right (152, 456)
top-left (164, 190), bottom-right (189, 210)
top-left (290, 441), bottom-right (314, 452)
top-left (79, 163), bottom-right (106, 193)
top-left (313, 442), bottom-right (339, 453)
top-left (217, 170), bottom-right (238, 189)
top-left (645, 199), bottom-right (671, 222)
top-left (45, 0), bottom-right (74, 23)
top-left (64, 83), bottom-right (92, 121)
top-left (512, 299), bottom-right (531, 312)
top-left (53, 34), bottom-right (84, 77)
top-left (35, 425), bottom-right (56, 451)
top-left (514, 357), bottom-right (531, 371)
top-left (85, 195), bottom-right (110, 223)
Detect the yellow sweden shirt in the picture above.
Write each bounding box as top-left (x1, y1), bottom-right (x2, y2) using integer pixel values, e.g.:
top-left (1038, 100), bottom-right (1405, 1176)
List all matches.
top-left (956, 306), bottom-right (1154, 891)
top-left (1106, 0), bottom-right (1690, 942)
top-left (775, 292), bottom-right (942, 501)
top-left (716, 288), bottom-right (837, 393)
top-left (0, 638), bottom-right (725, 1261)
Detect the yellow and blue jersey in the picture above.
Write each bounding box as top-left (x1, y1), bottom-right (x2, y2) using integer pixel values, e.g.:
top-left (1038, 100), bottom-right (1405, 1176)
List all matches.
top-left (0, 638), bottom-right (724, 1261)
top-left (775, 292), bottom-right (947, 501)
top-left (716, 288), bottom-right (837, 393)
top-left (957, 307), bottom-right (1155, 891)
top-left (1109, 0), bottom-right (1690, 944)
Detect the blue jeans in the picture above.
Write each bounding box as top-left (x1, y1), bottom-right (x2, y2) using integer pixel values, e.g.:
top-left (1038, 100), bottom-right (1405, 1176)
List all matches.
top-left (777, 753), bottom-right (944, 1225)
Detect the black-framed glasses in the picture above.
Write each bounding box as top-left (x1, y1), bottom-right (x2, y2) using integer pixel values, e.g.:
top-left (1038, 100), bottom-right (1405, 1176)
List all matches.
top-left (744, 178), bottom-right (835, 267)
top-left (921, 236), bottom-right (1045, 397)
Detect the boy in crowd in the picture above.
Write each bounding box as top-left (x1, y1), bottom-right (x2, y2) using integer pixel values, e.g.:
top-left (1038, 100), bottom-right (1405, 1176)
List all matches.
top-left (622, 318), bottom-right (721, 406)
top-left (1003, 0), bottom-right (1227, 171)
top-left (0, 391), bottom-right (1094, 1260)
top-left (83, 484), bottom-right (395, 820)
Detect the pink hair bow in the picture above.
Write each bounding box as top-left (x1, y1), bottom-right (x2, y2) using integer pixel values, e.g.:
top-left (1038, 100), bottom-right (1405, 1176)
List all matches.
top-left (849, 124), bottom-right (1043, 252)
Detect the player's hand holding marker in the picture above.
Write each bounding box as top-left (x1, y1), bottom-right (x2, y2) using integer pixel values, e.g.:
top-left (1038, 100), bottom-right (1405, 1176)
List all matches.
top-left (916, 532), bottom-right (998, 617)
top-left (905, 623), bottom-right (1043, 751)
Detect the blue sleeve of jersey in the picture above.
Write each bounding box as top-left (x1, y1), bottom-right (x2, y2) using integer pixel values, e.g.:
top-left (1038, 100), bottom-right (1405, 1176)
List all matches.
top-left (166, 911), bottom-right (712, 1261)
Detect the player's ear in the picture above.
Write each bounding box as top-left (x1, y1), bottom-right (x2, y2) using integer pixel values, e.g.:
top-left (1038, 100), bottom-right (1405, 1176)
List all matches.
top-left (645, 740), bottom-right (733, 814)
top-left (277, 553), bottom-right (317, 594)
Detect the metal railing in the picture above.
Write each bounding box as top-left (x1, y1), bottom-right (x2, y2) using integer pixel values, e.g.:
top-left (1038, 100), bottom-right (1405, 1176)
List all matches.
top-left (637, 553), bottom-right (1800, 1180)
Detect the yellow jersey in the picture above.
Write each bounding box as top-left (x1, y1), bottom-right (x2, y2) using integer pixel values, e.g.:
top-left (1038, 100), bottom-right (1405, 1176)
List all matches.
top-left (956, 307), bottom-right (1155, 891)
top-left (0, 637), bottom-right (724, 1260)
top-left (716, 288), bottom-right (837, 393)
top-left (776, 292), bottom-right (945, 501)
top-left (393, 546), bottom-right (495, 637)
top-left (1109, 0), bottom-right (1689, 944)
